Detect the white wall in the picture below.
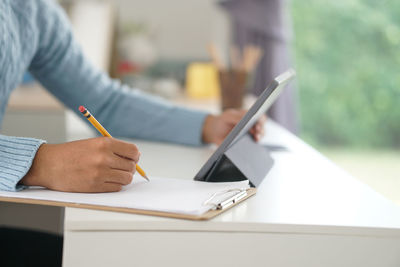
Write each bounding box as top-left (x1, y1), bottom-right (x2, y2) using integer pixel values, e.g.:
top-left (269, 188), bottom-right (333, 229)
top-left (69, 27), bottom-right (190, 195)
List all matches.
top-left (114, 0), bottom-right (231, 60)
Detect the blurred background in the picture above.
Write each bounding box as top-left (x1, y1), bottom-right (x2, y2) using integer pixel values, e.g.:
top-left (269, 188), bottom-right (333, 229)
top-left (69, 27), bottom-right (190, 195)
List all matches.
top-left (3, 0), bottom-right (399, 207)
top-left (291, 0), bottom-right (400, 205)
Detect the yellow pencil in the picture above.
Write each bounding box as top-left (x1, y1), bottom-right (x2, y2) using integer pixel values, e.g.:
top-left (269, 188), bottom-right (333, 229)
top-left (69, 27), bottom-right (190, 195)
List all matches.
top-left (79, 105), bottom-right (149, 181)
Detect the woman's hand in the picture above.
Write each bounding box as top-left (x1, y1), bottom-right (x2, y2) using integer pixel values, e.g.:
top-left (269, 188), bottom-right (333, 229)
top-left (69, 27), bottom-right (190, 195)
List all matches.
top-left (202, 109), bottom-right (266, 145)
top-left (21, 137), bottom-right (140, 193)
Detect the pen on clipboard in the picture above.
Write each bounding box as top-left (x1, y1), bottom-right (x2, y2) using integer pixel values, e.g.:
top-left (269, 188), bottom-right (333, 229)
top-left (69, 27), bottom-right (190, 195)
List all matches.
top-left (79, 106), bottom-right (149, 181)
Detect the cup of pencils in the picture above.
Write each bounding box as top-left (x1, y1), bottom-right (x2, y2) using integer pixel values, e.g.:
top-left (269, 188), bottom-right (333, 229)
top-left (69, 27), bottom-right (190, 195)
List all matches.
top-left (208, 43), bottom-right (263, 110)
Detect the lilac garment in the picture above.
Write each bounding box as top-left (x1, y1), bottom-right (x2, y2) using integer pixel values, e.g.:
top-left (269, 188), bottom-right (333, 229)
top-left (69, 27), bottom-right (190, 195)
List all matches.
top-left (220, 0), bottom-right (299, 133)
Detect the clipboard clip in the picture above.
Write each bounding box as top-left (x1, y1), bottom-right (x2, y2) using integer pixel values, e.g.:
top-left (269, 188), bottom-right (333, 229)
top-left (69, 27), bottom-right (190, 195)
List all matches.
top-left (203, 188), bottom-right (248, 210)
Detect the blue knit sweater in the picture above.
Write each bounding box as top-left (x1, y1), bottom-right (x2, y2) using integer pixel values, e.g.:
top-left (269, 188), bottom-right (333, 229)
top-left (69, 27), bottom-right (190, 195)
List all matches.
top-left (0, 0), bottom-right (208, 191)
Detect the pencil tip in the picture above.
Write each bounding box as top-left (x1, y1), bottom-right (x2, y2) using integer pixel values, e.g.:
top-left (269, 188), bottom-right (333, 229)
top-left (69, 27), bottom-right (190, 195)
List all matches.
top-left (144, 175), bottom-right (150, 181)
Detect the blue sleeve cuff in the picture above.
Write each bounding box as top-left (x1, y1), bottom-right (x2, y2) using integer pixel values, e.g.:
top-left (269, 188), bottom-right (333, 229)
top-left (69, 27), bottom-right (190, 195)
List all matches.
top-left (0, 135), bottom-right (46, 191)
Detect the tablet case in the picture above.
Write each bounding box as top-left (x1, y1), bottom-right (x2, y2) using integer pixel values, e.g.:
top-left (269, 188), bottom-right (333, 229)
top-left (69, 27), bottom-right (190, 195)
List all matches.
top-left (203, 134), bottom-right (274, 187)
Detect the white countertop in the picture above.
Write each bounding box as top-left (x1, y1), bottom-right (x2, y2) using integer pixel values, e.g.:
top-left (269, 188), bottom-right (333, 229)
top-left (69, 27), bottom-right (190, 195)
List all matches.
top-left (64, 121), bottom-right (400, 237)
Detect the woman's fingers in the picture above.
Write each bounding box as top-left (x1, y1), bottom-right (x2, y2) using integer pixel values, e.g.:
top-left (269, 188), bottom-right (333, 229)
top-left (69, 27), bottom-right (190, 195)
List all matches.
top-left (109, 153), bottom-right (136, 173)
top-left (250, 115), bottom-right (267, 141)
top-left (98, 137), bottom-right (140, 162)
top-left (104, 169), bottom-right (134, 186)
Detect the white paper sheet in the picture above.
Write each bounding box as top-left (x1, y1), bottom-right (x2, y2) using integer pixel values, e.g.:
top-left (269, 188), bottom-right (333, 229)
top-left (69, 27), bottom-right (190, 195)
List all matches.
top-left (0, 177), bottom-right (249, 216)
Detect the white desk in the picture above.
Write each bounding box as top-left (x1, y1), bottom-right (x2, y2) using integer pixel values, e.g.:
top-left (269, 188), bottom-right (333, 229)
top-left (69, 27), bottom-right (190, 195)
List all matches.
top-left (63, 121), bottom-right (400, 267)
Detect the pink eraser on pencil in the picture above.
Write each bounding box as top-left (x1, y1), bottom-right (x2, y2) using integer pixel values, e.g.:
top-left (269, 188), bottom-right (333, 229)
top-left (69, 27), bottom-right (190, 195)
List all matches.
top-left (79, 106), bottom-right (86, 113)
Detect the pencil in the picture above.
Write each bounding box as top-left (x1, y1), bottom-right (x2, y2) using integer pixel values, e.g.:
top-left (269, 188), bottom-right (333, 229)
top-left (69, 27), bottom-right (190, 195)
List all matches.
top-left (79, 105), bottom-right (149, 181)
top-left (207, 43), bottom-right (224, 69)
top-left (230, 45), bottom-right (241, 70)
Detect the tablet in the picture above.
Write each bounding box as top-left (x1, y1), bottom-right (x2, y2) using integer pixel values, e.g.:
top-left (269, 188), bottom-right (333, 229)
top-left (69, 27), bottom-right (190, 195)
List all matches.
top-left (194, 69), bottom-right (296, 184)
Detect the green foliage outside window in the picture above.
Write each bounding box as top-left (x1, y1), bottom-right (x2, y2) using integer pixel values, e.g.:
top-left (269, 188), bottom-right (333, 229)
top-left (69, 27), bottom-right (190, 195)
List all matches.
top-left (291, 0), bottom-right (400, 148)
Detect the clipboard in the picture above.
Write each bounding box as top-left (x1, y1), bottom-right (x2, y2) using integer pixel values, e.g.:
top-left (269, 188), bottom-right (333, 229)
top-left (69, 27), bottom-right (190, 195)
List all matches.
top-left (0, 182), bottom-right (256, 221)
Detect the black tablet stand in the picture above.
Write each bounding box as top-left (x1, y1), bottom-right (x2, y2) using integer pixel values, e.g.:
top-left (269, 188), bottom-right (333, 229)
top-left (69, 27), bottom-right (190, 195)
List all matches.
top-left (203, 134), bottom-right (274, 187)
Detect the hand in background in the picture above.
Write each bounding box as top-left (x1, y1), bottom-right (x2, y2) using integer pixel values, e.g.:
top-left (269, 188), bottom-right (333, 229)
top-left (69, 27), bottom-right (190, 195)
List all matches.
top-left (202, 109), bottom-right (266, 145)
top-left (21, 137), bottom-right (140, 193)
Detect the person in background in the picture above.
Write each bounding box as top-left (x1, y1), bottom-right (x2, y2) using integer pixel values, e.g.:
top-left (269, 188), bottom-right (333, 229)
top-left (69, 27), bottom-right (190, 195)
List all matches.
top-left (220, 0), bottom-right (298, 133)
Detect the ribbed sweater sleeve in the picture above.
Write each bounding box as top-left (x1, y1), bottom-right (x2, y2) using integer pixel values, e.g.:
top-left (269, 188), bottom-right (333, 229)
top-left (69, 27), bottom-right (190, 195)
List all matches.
top-left (0, 135), bottom-right (46, 191)
top-left (28, 0), bottom-right (209, 146)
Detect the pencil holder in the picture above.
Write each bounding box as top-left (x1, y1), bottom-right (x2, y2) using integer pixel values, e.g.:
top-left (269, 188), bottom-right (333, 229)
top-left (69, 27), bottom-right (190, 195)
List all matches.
top-left (219, 70), bottom-right (248, 110)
